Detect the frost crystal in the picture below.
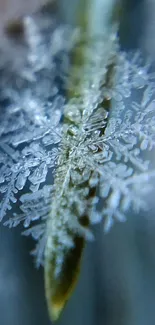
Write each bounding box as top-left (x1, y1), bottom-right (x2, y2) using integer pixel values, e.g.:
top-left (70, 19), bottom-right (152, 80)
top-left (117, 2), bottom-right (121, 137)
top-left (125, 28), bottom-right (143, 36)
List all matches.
top-left (0, 11), bottom-right (155, 268)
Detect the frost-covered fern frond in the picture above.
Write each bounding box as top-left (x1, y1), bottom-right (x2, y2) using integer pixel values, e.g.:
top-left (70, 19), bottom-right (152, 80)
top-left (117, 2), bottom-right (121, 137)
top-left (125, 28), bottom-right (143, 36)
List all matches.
top-left (0, 0), bottom-right (155, 321)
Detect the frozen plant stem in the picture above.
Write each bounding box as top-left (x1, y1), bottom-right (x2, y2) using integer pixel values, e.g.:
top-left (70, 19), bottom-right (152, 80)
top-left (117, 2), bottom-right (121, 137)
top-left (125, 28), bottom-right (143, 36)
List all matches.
top-left (45, 0), bottom-right (121, 321)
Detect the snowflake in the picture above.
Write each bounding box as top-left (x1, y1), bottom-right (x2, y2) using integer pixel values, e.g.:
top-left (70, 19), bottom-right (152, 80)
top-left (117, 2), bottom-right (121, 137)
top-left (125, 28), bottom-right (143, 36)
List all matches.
top-left (0, 9), bottom-right (155, 273)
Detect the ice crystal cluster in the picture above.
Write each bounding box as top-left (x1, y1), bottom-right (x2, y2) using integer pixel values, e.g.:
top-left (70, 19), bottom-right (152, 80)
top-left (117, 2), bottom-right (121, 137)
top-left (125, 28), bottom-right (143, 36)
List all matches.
top-left (0, 11), bottom-right (155, 268)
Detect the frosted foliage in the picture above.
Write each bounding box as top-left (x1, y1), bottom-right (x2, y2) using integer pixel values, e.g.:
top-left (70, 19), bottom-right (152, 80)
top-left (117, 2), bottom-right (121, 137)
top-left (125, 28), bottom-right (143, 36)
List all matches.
top-left (0, 13), bottom-right (155, 268)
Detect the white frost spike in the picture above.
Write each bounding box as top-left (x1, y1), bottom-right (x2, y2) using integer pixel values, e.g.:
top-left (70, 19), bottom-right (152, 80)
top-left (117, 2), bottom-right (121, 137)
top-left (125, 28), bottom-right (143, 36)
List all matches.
top-left (89, 211), bottom-right (102, 224)
top-left (104, 213), bottom-right (114, 233)
top-left (108, 190), bottom-right (121, 209)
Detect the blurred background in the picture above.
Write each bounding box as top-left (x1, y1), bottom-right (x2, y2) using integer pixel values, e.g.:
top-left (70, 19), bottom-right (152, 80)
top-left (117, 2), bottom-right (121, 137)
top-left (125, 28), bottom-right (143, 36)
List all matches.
top-left (0, 1), bottom-right (155, 325)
